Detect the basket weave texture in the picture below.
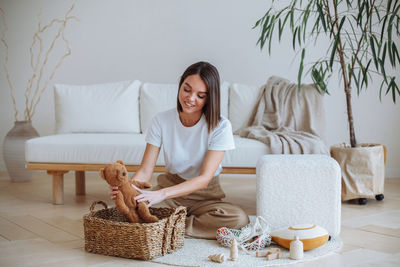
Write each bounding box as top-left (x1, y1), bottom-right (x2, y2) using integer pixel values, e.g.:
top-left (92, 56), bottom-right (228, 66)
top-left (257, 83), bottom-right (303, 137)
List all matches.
top-left (83, 201), bottom-right (186, 260)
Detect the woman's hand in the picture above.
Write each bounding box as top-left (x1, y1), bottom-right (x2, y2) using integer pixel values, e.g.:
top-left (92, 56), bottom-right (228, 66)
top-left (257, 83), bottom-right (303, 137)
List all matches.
top-left (109, 186), bottom-right (119, 199)
top-left (132, 184), bottom-right (166, 207)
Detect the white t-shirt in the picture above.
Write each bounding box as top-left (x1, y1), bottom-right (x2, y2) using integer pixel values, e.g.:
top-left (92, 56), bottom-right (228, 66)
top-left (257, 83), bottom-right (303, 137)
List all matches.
top-left (145, 108), bottom-right (235, 180)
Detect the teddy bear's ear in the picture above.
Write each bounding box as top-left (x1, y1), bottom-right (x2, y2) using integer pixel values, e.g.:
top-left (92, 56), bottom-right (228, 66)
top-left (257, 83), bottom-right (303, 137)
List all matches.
top-left (99, 168), bottom-right (106, 180)
top-left (117, 160), bottom-right (125, 165)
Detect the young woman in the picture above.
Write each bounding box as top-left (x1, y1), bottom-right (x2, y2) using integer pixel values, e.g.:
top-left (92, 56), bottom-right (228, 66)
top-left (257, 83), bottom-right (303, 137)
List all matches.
top-left (111, 61), bottom-right (249, 239)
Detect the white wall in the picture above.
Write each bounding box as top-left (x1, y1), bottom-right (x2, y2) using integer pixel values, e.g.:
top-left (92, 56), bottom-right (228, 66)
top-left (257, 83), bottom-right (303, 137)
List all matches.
top-left (1, 0), bottom-right (399, 177)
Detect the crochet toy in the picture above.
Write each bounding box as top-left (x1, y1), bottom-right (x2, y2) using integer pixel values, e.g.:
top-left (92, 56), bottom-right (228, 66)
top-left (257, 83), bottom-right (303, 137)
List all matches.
top-left (216, 216), bottom-right (271, 252)
top-left (99, 160), bottom-right (159, 223)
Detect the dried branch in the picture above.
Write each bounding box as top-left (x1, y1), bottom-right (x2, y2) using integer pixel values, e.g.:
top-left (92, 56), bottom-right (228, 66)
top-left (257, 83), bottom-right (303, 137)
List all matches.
top-left (31, 10), bottom-right (77, 118)
top-left (25, 11), bottom-right (44, 120)
top-left (0, 5), bottom-right (77, 121)
top-left (0, 7), bottom-right (18, 121)
top-left (28, 4), bottom-right (77, 120)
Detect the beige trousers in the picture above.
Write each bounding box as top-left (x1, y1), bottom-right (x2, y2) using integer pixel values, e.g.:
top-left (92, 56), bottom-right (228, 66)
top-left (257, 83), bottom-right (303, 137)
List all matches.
top-left (153, 173), bottom-right (250, 239)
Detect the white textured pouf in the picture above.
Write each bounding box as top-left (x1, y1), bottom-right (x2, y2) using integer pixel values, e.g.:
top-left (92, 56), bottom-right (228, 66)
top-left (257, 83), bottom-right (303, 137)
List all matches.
top-left (256, 155), bottom-right (341, 237)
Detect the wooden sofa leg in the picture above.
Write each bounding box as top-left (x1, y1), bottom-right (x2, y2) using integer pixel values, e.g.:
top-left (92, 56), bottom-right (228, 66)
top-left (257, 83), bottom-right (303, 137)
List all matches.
top-left (47, 171), bottom-right (68, 205)
top-left (75, 171), bottom-right (86, 196)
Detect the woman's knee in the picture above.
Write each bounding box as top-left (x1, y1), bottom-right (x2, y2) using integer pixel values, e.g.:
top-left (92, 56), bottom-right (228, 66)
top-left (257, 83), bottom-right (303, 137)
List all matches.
top-left (209, 205), bottom-right (249, 228)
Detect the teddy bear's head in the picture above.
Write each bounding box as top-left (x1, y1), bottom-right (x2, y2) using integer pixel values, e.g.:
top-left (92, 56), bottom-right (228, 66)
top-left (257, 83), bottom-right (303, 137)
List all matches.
top-left (99, 160), bottom-right (129, 187)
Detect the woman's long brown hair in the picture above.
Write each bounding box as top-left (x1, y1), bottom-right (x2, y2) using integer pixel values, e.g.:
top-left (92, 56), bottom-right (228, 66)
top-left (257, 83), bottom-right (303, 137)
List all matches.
top-left (177, 61), bottom-right (221, 132)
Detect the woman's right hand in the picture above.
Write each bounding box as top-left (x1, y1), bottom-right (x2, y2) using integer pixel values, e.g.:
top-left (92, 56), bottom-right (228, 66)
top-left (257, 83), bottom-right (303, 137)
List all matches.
top-left (109, 186), bottom-right (119, 199)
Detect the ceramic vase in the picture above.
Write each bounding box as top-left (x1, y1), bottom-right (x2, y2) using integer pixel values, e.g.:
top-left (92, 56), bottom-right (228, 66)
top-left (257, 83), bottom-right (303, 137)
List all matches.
top-left (3, 120), bottom-right (39, 182)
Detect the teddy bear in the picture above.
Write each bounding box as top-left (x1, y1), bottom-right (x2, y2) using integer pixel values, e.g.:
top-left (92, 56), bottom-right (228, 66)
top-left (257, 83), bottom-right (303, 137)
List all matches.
top-left (99, 160), bottom-right (159, 223)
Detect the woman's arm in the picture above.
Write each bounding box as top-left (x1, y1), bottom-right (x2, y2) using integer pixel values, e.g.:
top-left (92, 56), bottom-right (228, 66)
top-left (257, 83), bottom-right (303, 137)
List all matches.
top-left (134, 150), bottom-right (225, 206)
top-left (109, 143), bottom-right (160, 199)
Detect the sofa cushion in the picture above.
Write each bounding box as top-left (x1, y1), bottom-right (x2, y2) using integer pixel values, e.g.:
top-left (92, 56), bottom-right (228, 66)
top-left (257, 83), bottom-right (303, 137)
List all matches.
top-left (26, 134), bottom-right (269, 168)
top-left (220, 81), bottom-right (229, 120)
top-left (139, 82), bottom-right (230, 133)
top-left (25, 133), bottom-right (165, 165)
top-left (223, 135), bottom-right (271, 167)
top-left (140, 83), bottom-right (178, 134)
top-left (54, 80), bottom-right (141, 134)
top-left (229, 83), bottom-right (262, 133)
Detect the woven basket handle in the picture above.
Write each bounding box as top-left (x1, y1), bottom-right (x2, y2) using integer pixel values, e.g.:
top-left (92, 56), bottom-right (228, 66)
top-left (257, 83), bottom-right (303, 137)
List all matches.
top-left (170, 206), bottom-right (186, 250)
top-left (89, 201), bottom-right (108, 213)
top-left (162, 206), bottom-right (187, 254)
top-left (171, 205), bottom-right (187, 217)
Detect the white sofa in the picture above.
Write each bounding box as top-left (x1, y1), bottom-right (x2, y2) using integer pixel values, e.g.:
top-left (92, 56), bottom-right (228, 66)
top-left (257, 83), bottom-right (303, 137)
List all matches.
top-left (26, 79), bottom-right (326, 204)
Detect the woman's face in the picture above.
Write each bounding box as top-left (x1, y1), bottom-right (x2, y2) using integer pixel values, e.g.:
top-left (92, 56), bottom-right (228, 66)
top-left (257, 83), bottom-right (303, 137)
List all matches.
top-left (178, 74), bottom-right (208, 116)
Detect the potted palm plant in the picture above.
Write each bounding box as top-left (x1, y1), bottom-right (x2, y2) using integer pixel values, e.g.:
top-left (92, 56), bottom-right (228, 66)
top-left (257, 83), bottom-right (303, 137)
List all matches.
top-left (253, 0), bottom-right (399, 204)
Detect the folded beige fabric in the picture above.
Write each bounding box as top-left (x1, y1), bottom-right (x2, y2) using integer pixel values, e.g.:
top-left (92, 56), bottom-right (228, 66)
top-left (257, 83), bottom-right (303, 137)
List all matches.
top-left (238, 76), bottom-right (328, 154)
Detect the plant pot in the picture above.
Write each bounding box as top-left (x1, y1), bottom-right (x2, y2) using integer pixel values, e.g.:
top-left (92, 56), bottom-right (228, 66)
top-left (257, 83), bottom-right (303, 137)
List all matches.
top-left (3, 121), bottom-right (39, 182)
top-left (330, 143), bottom-right (386, 201)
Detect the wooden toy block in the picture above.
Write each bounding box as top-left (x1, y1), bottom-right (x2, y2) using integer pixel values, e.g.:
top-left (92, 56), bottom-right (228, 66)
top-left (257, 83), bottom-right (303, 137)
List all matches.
top-left (256, 248), bottom-right (281, 257)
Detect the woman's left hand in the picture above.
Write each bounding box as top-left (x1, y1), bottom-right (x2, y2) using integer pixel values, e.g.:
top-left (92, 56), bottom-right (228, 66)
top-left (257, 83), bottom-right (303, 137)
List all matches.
top-left (132, 184), bottom-right (166, 207)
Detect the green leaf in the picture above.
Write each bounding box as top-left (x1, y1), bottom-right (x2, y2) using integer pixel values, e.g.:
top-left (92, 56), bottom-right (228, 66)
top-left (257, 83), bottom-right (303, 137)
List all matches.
top-left (393, 43), bottom-right (400, 64)
top-left (330, 33), bottom-right (340, 69)
top-left (357, 1), bottom-right (365, 26)
top-left (316, 2), bottom-right (327, 32)
top-left (370, 36), bottom-right (379, 70)
top-left (330, 17), bottom-right (339, 39)
top-left (351, 67), bottom-right (360, 92)
top-left (374, 6), bottom-right (381, 21)
top-left (391, 79), bottom-right (397, 103)
top-left (253, 18), bottom-right (262, 29)
top-left (283, 9), bottom-right (291, 28)
top-left (293, 27), bottom-right (298, 50)
top-left (311, 68), bottom-right (322, 93)
top-left (388, 21), bottom-right (393, 45)
top-left (378, 58), bottom-right (388, 83)
top-left (268, 22), bottom-right (275, 54)
top-left (387, 0), bottom-right (393, 11)
top-left (338, 16), bottom-right (346, 33)
top-left (386, 77), bottom-right (397, 103)
top-left (388, 41), bottom-right (395, 67)
top-left (253, 7), bottom-right (271, 29)
top-left (360, 59), bottom-right (371, 90)
top-left (312, 17), bottom-right (320, 35)
top-left (298, 48), bottom-right (305, 90)
top-left (389, 4), bottom-right (400, 23)
top-left (298, 24), bottom-right (302, 46)
top-left (379, 79), bottom-right (386, 101)
top-left (365, 0), bottom-right (370, 22)
top-left (380, 15), bottom-right (388, 43)
top-left (258, 16), bottom-right (271, 49)
top-left (290, 9), bottom-right (294, 28)
top-left (382, 42), bottom-right (387, 65)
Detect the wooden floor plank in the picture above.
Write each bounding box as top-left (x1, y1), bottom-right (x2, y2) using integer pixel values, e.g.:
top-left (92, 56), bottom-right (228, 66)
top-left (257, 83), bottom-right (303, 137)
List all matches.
top-left (0, 216), bottom-right (37, 241)
top-left (341, 226), bottom-right (400, 254)
top-left (6, 215), bottom-right (80, 243)
top-left (40, 216), bottom-right (84, 238)
top-left (360, 225), bottom-right (400, 238)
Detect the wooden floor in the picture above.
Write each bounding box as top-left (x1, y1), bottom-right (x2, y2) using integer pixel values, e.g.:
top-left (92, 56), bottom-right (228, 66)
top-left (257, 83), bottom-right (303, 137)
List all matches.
top-left (0, 171), bottom-right (399, 266)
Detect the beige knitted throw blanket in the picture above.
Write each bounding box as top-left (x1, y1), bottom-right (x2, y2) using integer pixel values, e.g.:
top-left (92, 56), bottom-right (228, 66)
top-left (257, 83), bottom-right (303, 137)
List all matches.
top-left (237, 76), bottom-right (329, 154)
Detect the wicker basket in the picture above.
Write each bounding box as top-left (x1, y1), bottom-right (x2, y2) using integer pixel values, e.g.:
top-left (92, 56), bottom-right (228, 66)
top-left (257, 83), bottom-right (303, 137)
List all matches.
top-left (83, 201), bottom-right (186, 260)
